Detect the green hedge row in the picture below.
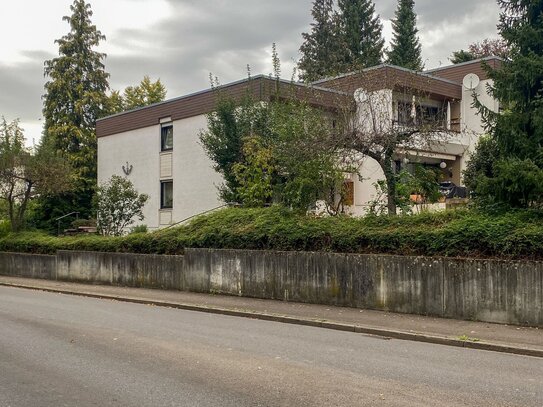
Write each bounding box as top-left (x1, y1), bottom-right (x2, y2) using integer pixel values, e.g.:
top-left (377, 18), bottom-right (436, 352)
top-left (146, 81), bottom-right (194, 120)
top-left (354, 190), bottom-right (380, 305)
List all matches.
top-left (0, 206), bottom-right (542, 259)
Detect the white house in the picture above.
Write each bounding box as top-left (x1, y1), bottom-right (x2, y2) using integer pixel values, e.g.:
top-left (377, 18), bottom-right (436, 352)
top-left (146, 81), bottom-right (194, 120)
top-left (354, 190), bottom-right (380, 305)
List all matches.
top-left (96, 57), bottom-right (501, 229)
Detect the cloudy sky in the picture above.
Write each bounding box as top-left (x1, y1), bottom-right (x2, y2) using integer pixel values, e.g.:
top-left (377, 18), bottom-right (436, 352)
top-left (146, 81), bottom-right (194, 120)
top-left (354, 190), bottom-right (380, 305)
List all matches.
top-left (1, 0), bottom-right (500, 144)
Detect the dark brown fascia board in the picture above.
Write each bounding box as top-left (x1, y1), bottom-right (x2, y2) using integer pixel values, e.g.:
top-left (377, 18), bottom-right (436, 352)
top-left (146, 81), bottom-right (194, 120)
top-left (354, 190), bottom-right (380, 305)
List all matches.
top-left (423, 57), bottom-right (503, 83)
top-left (424, 56), bottom-right (504, 75)
top-left (96, 76), bottom-right (352, 138)
top-left (314, 64), bottom-right (462, 100)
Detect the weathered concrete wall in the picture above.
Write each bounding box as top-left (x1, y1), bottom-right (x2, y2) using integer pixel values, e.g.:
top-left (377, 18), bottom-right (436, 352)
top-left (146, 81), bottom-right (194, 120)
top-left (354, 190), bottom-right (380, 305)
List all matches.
top-left (0, 249), bottom-right (541, 326)
top-left (56, 251), bottom-right (184, 290)
top-left (0, 252), bottom-right (56, 280)
top-left (183, 249), bottom-right (543, 326)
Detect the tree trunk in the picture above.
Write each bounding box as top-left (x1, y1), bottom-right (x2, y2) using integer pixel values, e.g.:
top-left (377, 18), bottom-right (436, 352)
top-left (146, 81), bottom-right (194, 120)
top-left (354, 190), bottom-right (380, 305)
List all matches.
top-left (381, 154), bottom-right (397, 216)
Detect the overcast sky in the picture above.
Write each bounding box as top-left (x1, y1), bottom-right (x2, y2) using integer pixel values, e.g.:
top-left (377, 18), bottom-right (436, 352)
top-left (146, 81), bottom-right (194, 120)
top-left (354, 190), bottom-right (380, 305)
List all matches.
top-left (0, 0), bottom-right (500, 144)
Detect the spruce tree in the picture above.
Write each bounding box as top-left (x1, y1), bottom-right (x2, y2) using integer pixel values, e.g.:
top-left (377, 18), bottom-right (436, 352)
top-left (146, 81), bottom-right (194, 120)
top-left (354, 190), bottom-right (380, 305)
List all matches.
top-left (39, 0), bottom-right (110, 229)
top-left (337, 0), bottom-right (385, 70)
top-left (489, 1), bottom-right (543, 161)
top-left (387, 0), bottom-right (423, 71)
top-left (469, 0), bottom-right (543, 207)
top-left (298, 0), bottom-right (342, 82)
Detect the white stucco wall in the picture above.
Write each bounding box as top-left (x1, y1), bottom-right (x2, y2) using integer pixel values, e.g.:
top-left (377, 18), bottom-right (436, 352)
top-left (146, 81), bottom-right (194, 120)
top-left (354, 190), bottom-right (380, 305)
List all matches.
top-left (459, 78), bottom-right (498, 179)
top-left (170, 115), bottom-right (224, 223)
top-left (97, 114), bottom-right (224, 230)
top-left (98, 125), bottom-right (161, 229)
top-left (345, 157), bottom-right (385, 217)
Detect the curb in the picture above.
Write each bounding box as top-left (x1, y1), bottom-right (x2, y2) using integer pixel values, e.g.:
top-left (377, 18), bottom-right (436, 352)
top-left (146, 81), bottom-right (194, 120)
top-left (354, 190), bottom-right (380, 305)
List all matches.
top-left (2, 281), bottom-right (542, 359)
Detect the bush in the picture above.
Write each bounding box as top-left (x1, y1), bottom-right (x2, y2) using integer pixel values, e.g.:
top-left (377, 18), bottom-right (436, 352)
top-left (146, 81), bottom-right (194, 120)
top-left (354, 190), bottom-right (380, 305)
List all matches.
top-left (130, 225), bottom-right (148, 234)
top-left (0, 206), bottom-right (542, 259)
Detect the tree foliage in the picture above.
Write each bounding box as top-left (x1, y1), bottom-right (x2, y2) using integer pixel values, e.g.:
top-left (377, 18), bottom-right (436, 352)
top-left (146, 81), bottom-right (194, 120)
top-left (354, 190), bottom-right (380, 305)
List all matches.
top-left (298, 0), bottom-right (343, 82)
top-left (232, 136), bottom-right (275, 207)
top-left (199, 94), bottom-right (269, 203)
top-left (337, 0), bottom-right (384, 70)
top-left (450, 38), bottom-right (511, 64)
top-left (386, 0), bottom-right (423, 71)
top-left (200, 78), bottom-right (346, 212)
top-left (108, 76), bottom-right (167, 113)
top-left (299, 0), bottom-right (385, 81)
top-left (95, 175), bottom-right (149, 236)
top-left (469, 1), bottom-right (543, 208)
top-left (40, 0), bottom-right (109, 227)
top-left (450, 49), bottom-right (477, 65)
top-left (0, 119), bottom-right (73, 232)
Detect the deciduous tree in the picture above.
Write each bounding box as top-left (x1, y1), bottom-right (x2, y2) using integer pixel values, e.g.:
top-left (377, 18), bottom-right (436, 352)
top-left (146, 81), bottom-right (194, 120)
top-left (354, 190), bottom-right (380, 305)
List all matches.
top-left (0, 118), bottom-right (73, 232)
top-left (450, 38), bottom-right (511, 64)
top-left (95, 175), bottom-right (149, 236)
top-left (108, 76), bottom-right (167, 113)
top-left (332, 77), bottom-right (452, 215)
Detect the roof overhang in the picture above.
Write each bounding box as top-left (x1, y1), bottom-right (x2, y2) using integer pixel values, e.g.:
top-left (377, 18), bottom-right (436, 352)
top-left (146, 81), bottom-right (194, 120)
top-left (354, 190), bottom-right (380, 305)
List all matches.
top-left (314, 65), bottom-right (462, 101)
top-left (96, 76), bottom-right (353, 138)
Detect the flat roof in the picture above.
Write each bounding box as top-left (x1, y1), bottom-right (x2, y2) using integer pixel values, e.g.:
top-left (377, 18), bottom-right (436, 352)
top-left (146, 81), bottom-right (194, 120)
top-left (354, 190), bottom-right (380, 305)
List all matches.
top-left (97, 57), bottom-right (503, 138)
top-left (96, 75), bottom-right (353, 138)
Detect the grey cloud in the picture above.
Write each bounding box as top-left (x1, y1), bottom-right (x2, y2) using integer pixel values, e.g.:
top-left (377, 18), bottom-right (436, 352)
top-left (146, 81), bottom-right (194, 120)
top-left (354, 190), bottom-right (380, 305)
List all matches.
top-left (0, 56), bottom-right (48, 122)
top-left (107, 0), bottom-right (313, 96)
top-left (105, 0), bottom-right (501, 98)
top-left (3, 0), bottom-right (502, 133)
top-left (378, 0), bottom-right (500, 64)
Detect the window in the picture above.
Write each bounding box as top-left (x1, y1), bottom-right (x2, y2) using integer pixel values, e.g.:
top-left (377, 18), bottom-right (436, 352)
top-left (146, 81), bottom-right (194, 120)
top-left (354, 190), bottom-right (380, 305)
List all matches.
top-left (161, 181), bottom-right (173, 209)
top-left (161, 125), bottom-right (173, 151)
top-left (343, 181), bottom-right (354, 206)
top-left (396, 101), bottom-right (446, 127)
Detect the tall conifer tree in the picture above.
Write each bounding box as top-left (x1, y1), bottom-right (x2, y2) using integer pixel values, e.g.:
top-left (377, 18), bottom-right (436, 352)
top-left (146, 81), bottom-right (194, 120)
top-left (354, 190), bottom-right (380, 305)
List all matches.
top-left (39, 0), bottom-right (110, 229)
top-left (337, 0), bottom-right (385, 70)
top-left (387, 0), bottom-right (423, 71)
top-left (467, 0), bottom-right (543, 207)
top-left (298, 0), bottom-right (342, 82)
top-left (488, 0), bottom-right (543, 162)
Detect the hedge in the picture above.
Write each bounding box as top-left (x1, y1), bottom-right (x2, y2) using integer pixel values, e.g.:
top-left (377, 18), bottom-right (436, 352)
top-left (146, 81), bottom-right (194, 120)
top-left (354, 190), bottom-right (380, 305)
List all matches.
top-left (0, 206), bottom-right (542, 259)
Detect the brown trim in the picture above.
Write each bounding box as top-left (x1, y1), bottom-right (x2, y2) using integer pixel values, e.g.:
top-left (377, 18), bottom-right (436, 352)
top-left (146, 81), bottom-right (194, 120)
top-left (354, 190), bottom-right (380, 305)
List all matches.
top-left (96, 76), bottom-right (353, 138)
top-left (316, 65), bottom-right (462, 101)
top-left (425, 57), bottom-right (503, 83)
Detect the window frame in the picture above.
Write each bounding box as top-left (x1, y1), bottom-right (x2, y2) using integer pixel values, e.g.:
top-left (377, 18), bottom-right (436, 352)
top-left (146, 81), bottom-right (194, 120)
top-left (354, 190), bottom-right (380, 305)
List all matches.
top-left (161, 124), bottom-right (173, 152)
top-left (160, 180), bottom-right (173, 209)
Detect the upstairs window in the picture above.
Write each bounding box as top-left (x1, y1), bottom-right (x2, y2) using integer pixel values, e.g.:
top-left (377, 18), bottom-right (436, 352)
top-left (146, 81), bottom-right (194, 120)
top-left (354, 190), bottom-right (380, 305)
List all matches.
top-left (396, 102), bottom-right (446, 128)
top-left (161, 124), bottom-right (173, 151)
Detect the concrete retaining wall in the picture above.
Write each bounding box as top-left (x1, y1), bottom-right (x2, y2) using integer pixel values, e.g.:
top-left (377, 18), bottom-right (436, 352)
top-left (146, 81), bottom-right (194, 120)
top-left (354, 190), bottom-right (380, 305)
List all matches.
top-left (56, 251), bottom-right (184, 290)
top-left (0, 252), bottom-right (57, 280)
top-left (184, 249), bottom-right (542, 326)
top-left (0, 249), bottom-right (541, 326)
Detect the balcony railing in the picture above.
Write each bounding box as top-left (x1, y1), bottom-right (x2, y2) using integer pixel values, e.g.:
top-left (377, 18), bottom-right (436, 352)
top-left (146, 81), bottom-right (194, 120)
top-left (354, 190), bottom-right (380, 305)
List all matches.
top-left (392, 117), bottom-right (462, 133)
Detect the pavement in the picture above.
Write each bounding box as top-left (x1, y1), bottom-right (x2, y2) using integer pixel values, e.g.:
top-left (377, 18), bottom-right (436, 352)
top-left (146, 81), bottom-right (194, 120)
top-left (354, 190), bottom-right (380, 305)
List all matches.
top-left (1, 285), bottom-right (542, 406)
top-left (0, 275), bottom-right (541, 358)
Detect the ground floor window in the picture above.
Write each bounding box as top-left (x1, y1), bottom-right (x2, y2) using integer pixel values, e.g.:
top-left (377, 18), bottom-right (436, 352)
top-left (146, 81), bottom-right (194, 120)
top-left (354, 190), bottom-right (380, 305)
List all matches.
top-left (161, 180), bottom-right (173, 209)
top-left (343, 180), bottom-right (355, 206)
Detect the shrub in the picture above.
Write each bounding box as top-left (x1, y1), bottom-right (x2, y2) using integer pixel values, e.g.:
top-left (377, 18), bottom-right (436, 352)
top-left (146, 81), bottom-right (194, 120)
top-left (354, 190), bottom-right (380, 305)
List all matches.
top-left (130, 225), bottom-right (148, 234)
top-left (0, 206), bottom-right (542, 259)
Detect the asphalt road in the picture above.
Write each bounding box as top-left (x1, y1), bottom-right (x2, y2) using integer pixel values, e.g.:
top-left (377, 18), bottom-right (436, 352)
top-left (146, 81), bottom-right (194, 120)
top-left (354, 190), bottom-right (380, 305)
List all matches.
top-left (0, 286), bottom-right (541, 407)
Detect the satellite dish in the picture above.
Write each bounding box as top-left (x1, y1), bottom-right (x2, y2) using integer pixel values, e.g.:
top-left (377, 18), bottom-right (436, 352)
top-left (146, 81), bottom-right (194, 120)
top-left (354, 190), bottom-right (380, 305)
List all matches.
top-left (462, 73), bottom-right (480, 90)
top-left (354, 88), bottom-right (368, 103)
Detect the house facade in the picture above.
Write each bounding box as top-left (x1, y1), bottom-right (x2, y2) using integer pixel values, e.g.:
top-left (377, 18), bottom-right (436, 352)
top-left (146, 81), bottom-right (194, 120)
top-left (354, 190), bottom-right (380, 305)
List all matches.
top-left (96, 57), bottom-right (501, 229)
